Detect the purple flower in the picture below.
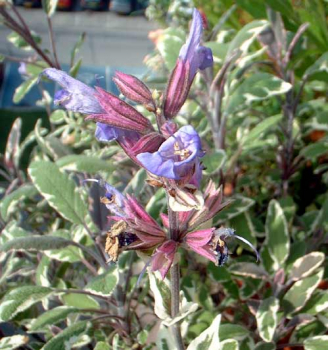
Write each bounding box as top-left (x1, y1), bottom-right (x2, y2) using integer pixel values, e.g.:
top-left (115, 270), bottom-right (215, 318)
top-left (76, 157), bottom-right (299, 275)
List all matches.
top-left (136, 125), bottom-right (204, 180)
top-left (163, 9), bottom-right (213, 119)
top-left (41, 68), bottom-right (103, 114)
top-left (180, 9), bottom-right (213, 79)
top-left (95, 122), bottom-right (140, 145)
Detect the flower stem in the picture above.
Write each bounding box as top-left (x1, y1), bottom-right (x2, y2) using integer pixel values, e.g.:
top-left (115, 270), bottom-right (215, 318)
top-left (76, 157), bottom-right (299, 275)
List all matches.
top-left (168, 205), bottom-right (185, 350)
top-left (170, 263), bottom-right (185, 350)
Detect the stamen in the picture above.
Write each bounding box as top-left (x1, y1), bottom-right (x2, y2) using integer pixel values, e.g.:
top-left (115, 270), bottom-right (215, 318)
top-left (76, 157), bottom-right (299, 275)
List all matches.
top-left (100, 194), bottom-right (115, 205)
top-left (173, 142), bottom-right (191, 160)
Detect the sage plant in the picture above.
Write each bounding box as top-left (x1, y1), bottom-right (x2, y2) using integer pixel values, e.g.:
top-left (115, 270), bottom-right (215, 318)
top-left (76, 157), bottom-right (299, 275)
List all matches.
top-left (42, 8), bottom-right (257, 348)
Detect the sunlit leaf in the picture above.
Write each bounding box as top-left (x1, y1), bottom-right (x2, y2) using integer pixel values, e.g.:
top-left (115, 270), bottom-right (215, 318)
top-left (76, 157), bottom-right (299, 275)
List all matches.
top-left (85, 265), bottom-right (118, 297)
top-left (13, 77), bottom-right (38, 104)
top-left (42, 0), bottom-right (58, 17)
top-left (187, 314), bottom-right (221, 350)
top-left (304, 335), bottom-right (328, 350)
top-left (288, 252), bottom-right (325, 282)
top-left (0, 184), bottom-right (37, 221)
top-left (28, 161), bottom-right (88, 225)
top-left (29, 306), bottom-right (79, 332)
top-left (282, 269), bottom-right (324, 316)
top-left (42, 321), bottom-right (90, 350)
top-left (0, 335), bottom-right (29, 350)
top-left (256, 297), bottom-right (279, 342)
top-left (265, 200), bottom-right (290, 270)
top-left (0, 286), bottom-right (53, 321)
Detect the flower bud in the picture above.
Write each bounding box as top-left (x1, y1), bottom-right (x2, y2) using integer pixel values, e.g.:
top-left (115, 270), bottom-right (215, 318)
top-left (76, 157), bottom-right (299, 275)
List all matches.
top-left (113, 71), bottom-right (156, 112)
top-left (86, 87), bottom-right (153, 134)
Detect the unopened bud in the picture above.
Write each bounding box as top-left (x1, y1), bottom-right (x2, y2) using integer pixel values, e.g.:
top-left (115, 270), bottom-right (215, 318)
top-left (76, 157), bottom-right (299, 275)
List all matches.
top-left (113, 71), bottom-right (156, 112)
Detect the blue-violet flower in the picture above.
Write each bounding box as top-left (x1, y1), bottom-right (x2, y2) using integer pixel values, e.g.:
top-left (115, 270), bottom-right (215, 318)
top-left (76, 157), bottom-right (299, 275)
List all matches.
top-left (136, 125), bottom-right (204, 181)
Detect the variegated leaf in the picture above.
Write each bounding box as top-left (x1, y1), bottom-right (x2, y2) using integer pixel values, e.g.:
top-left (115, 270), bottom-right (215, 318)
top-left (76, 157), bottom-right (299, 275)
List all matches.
top-left (187, 314), bottom-right (221, 350)
top-left (265, 200), bottom-right (290, 270)
top-left (256, 297), bottom-right (279, 342)
top-left (282, 269), bottom-right (324, 316)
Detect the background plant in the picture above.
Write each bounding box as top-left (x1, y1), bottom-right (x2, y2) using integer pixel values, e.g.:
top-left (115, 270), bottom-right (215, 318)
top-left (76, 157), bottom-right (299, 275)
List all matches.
top-left (1, 0), bottom-right (328, 349)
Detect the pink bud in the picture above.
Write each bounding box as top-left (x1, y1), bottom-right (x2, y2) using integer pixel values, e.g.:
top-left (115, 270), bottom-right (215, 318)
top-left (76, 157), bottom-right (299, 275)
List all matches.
top-left (131, 132), bottom-right (165, 156)
top-left (86, 87), bottom-right (153, 134)
top-left (163, 59), bottom-right (190, 119)
top-left (113, 71), bottom-right (156, 112)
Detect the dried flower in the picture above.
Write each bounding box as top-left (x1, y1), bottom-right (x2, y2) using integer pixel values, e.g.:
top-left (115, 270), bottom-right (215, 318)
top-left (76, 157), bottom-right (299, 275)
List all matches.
top-left (185, 227), bottom-right (259, 267)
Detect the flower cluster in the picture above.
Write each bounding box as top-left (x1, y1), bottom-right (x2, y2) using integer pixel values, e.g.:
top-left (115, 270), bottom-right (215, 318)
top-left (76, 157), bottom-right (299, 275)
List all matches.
top-left (42, 9), bottom-right (258, 279)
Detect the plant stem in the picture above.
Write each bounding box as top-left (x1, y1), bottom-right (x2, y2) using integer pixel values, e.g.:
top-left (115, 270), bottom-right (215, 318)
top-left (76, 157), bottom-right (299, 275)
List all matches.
top-left (46, 16), bottom-right (61, 69)
top-left (170, 263), bottom-right (184, 350)
top-left (167, 205), bottom-right (184, 350)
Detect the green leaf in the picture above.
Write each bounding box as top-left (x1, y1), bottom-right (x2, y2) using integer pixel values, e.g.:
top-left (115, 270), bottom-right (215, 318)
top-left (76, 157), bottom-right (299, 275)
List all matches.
top-left (71, 32), bottom-right (86, 67)
top-left (13, 77), bottom-right (38, 104)
top-left (301, 290), bottom-right (328, 315)
top-left (148, 272), bottom-right (171, 320)
top-left (7, 31), bottom-right (41, 51)
top-left (215, 195), bottom-right (255, 224)
top-left (30, 306), bottom-right (79, 332)
top-left (0, 184), bottom-right (37, 221)
top-left (202, 150), bottom-right (226, 175)
top-left (28, 161), bottom-right (88, 225)
top-left (288, 252), bottom-right (325, 282)
top-left (94, 342), bottom-right (110, 350)
top-left (219, 324), bottom-right (249, 341)
top-left (230, 263), bottom-right (268, 279)
top-left (0, 235), bottom-right (77, 253)
top-left (0, 335), bottom-right (29, 350)
top-left (61, 293), bottom-right (99, 309)
top-left (304, 335), bottom-right (328, 350)
top-left (254, 342), bottom-right (275, 350)
top-left (242, 114), bottom-right (283, 146)
top-left (256, 297), bottom-right (279, 342)
top-left (146, 188), bottom-right (166, 219)
top-left (227, 20), bottom-right (268, 56)
top-left (50, 110), bottom-right (66, 125)
top-left (5, 118), bottom-right (21, 170)
top-left (157, 27), bottom-right (185, 70)
top-left (56, 154), bottom-right (113, 173)
top-left (44, 230), bottom-right (83, 263)
top-left (282, 269), bottom-right (324, 316)
top-left (229, 212), bottom-right (257, 247)
top-left (156, 324), bottom-right (176, 350)
top-left (265, 199), bottom-right (290, 270)
top-left (124, 168), bottom-right (147, 196)
top-left (69, 57), bottom-right (83, 77)
top-left (187, 314), bottom-right (221, 350)
top-left (220, 339), bottom-right (239, 350)
top-left (85, 265), bottom-right (118, 296)
top-left (42, 0), bottom-right (58, 17)
top-left (300, 140), bottom-right (328, 161)
top-left (34, 119), bottom-right (71, 160)
top-left (0, 221), bottom-right (28, 244)
top-left (0, 286), bottom-right (52, 321)
top-left (42, 321), bottom-right (90, 350)
top-left (36, 255), bottom-right (51, 287)
top-left (227, 73), bottom-right (292, 114)
top-left (305, 52), bottom-right (328, 76)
